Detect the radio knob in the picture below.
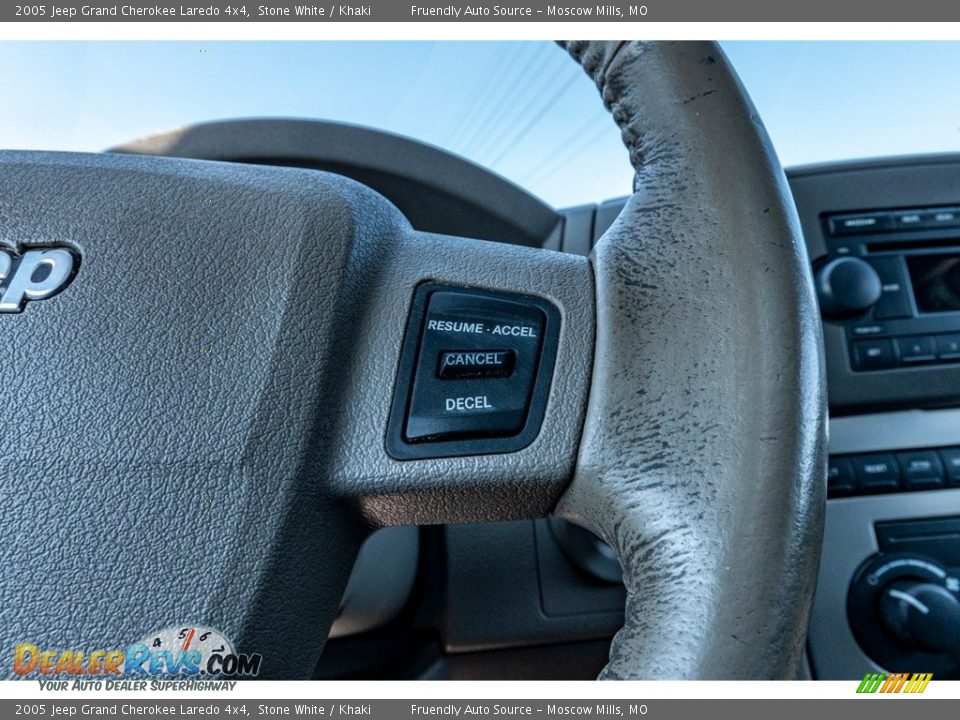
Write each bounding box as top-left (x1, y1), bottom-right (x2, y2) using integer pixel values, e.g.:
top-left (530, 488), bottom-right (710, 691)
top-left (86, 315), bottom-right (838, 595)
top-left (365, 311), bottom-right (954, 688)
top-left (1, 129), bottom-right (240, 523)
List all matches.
top-left (815, 257), bottom-right (882, 318)
top-left (879, 580), bottom-right (960, 653)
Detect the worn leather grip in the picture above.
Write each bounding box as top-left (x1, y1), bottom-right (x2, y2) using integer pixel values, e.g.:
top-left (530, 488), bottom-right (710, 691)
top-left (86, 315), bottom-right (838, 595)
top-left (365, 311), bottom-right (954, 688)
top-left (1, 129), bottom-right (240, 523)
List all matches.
top-left (557, 41), bottom-right (827, 679)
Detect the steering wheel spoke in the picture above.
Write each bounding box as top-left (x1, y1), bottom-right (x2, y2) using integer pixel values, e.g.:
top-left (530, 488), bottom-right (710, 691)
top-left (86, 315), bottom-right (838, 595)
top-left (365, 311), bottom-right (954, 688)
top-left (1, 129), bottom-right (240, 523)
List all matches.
top-left (324, 228), bottom-right (594, 526)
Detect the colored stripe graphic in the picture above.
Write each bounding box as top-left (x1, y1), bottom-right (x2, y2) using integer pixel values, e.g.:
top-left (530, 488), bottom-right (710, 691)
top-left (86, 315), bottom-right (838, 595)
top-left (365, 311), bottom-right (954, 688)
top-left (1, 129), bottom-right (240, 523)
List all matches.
top-left (857, 673), bottom-right (885, 693)
top-left (857, 672), bottom-right (932, 693)
top-left (881, 672), bottom-right (907, 692)
top-left (905, 673), bottom-right (933, 693)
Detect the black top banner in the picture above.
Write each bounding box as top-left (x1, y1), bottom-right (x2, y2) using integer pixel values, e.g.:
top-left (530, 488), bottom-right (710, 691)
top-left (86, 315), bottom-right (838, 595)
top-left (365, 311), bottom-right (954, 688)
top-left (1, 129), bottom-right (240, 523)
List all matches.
top-left (6, 0), bottom-right (960, 21)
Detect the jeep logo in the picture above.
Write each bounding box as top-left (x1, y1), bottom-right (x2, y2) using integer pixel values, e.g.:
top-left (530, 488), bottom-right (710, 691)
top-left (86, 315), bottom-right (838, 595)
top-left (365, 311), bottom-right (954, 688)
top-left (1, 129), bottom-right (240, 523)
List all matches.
top-left (0, 246), bottom-right (78, 313)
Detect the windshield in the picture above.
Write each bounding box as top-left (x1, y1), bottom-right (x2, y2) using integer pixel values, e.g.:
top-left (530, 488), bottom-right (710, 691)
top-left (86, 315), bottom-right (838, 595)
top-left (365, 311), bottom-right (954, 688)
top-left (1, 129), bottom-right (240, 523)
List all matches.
top-left (3, 40), bottom-right (959, 208)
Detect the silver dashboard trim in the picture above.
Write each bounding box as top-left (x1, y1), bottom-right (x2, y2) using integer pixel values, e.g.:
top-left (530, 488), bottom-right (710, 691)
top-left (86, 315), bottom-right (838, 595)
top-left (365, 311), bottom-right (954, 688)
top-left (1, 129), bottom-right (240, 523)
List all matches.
top-left (831, 408), bottom-right (960, 455)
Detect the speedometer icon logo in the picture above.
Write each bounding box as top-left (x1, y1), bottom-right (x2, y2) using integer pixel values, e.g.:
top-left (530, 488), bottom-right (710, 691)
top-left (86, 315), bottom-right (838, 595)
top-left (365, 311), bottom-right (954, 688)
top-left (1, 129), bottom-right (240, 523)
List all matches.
top-left (128, 625), bottom-right (260, 677)
top-left (139, 626), bottom-right (235, 663)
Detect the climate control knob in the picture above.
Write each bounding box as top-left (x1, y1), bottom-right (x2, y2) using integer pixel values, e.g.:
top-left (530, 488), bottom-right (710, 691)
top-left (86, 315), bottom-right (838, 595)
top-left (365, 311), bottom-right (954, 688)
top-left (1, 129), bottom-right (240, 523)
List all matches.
top-left (849, 553), bottom-right (960, 676)
top-left (880, 581), bottom-right (960, 653)
top-left (815, 257), bottom-right (882, 318)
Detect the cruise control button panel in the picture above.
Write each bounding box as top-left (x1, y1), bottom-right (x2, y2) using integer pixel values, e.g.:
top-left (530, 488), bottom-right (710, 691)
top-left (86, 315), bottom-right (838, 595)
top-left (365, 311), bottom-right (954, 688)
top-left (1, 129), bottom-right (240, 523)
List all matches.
top-left (386, 283), bottom-right (561, 460)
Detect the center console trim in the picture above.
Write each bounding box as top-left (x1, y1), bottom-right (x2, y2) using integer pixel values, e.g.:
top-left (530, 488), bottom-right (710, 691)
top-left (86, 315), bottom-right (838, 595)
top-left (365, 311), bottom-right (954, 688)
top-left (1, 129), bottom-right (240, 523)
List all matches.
top-left (831, 407), bottom-right (960, 455)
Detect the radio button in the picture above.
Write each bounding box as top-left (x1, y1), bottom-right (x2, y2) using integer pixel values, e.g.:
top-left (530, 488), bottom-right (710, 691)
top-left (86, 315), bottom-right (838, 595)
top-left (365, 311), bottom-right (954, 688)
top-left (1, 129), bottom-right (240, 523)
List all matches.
top-left (852, 454), bottom-right (901, 493)
top-left (851, 338), bottom-right (898, 371)
top-left (897, 451), bottom-right (946, 491)
top-left (922, 208), bottom-right (960, 229)
top-left (867, 256), bottom-right (912, 320)
top-left (829, 212), bottom-right (892, 236)
top-left (896, 336), bottom-right (937, 364)
top-left (827, 457), bottom-right (856, 498)
top-left (936, 334), bottom-right (960, 361)
top-left (892, 210), bottom-right (925, 229)
top-left (938, 448), bottom-right (960, 486)
top-left (852, 324), bottom-right (887, 336)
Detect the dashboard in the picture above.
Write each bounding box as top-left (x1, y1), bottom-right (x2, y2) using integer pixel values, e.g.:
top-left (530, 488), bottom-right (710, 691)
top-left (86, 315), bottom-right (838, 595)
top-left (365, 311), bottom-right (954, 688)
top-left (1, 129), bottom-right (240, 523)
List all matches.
top-left (793, 157), bottom-right (960, 679)
top-left (114, 120), bottom-right (960, 680)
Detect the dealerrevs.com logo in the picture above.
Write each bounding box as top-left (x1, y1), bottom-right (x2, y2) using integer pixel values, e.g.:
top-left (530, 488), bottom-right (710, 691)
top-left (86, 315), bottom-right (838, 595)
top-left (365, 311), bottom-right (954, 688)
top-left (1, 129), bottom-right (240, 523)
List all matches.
top-left (13, 626), bottom-right (262, 678)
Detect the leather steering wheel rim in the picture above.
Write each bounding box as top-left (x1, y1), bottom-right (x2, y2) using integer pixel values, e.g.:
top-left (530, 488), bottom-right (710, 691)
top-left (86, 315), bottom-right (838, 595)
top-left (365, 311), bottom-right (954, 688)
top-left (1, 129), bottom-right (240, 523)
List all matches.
top-left (559, 40), bottom-right (827, 678)
top-left (0, 40), bottom-right (825, 680)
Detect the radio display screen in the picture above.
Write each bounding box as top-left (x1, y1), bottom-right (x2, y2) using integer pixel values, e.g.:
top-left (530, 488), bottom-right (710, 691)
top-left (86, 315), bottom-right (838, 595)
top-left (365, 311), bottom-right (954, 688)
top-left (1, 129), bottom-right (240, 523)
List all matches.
top-left (907, 254), bottom-right (960, 313)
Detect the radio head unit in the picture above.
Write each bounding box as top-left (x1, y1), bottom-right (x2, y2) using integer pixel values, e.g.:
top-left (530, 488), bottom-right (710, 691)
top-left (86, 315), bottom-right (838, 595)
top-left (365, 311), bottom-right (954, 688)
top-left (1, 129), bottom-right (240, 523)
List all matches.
top-left (819, 206), bottom-right (960, 377)
top-left (779, 158), bottom-right (960, 412)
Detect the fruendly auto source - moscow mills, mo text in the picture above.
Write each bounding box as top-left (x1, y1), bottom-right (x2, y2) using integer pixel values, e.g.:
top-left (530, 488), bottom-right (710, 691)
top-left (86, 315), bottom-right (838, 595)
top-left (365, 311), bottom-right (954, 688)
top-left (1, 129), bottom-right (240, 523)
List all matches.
top-left (409, 4), bottom-right (646, 16)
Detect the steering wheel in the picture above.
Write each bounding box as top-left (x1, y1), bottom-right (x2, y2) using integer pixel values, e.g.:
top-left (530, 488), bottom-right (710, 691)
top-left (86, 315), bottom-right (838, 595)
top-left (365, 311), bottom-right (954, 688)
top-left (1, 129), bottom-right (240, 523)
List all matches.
top-left (0, 40), bottom-right (826, 680)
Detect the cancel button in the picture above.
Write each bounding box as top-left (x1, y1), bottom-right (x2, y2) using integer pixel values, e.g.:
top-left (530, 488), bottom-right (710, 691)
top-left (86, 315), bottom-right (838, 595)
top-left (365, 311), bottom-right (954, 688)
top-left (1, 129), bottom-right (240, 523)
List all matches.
top-left (437, 349), bottom-right (515, 379)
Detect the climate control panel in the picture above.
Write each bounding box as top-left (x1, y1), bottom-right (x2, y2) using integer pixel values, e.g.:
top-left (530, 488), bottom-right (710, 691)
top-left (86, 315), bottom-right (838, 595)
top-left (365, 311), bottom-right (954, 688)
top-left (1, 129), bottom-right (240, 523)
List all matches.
top-left (848, 517), bottom-right (960, 678)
